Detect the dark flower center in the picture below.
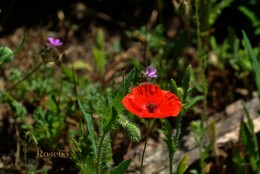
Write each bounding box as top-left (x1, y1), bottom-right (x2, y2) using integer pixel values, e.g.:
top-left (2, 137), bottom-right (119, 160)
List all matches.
top-left (146, 102), bottom-right (158, 113)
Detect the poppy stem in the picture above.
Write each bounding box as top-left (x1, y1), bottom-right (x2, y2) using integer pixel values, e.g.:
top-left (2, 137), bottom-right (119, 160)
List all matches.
top-left (140, 119), bottom-right (155, 174)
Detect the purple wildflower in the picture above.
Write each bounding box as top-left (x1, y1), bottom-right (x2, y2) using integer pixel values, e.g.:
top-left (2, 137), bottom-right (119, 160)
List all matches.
top-left (48, 37), bottom-right (63, 47)
top-left (145, 66), bottom-right (157, 78)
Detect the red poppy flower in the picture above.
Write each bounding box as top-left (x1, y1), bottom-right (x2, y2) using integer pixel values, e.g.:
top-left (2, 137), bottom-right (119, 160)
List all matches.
top-left (122, 84), bottom-right (182, 118)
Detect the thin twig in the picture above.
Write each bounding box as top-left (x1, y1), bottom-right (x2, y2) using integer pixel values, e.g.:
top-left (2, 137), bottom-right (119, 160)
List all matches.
top-left (140, 119), bottom-right (154, 174)
top-left (7, 62), bottom-right (43, 91)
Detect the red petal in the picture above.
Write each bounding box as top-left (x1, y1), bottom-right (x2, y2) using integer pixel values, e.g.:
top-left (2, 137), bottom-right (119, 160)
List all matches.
top-left (122, 84), bottom-right (182, 118)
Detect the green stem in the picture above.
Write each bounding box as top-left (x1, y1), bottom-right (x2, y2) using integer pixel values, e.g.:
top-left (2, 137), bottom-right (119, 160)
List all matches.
top-left (196, 0), bottom-right (208, 125)
top-left (140, 119), bottom-right (154, 174)
top-left (169, 146), bottom-right (173, 174)
top-left (70, 56), bottom-right (78, 97)
top-left (195, 1), bottom-right (208, 174)
top-left (195, 0), bottom-right (201, 53)
top-left (96, 133), bottom-right (106, 174)
top-left (7, 61), bottom-right (43, 91)
top-left (170, 114), bottom-right (182, 174)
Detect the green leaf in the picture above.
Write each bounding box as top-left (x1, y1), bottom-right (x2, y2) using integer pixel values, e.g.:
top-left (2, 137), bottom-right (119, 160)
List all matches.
top-left (242, 30), bottom-right (260, 98)
top-left (93, 47), bottom-right (106, 74)
top-left (0, 33), bottom-right (27, 65)
top-left (239, 7), bottom-right (260, 33)
top-left (191, 70), bottom-right (203, 93)
top-left (96, 28), bottom-right (105, 49)
top-left (10, 99), bottom-right (27, 119)
top-left (110, 159), bottom-right (131, 174)
top-left (170, 78), bottom-right (179, 97)
top-left (120, 67), bottom-right (136, 95)
top-left (241, 103), bottom-right (260, 172)
top-left (161, 119), bottom-right (173, 144)
top-left (61, 64), bottom-right (74, 83)
top-left (70, 60), bottom-right (93, 72)
top-left (232, 144), bottom-right (246, 174)
top-left (189, 169), bottom-right (199, 174)
top-left (181, 65), bottom-right (191, 102)
top-left (242, 103), bottom-right (254, 133)
top-left (176, 154), bottom-right (189, 174)
top-left (78, 99), bottom-right (97, 156)
top-left (104, 107), bottom-right (118, 133)
top-left (0, 47), bottom-right (14, 63)
top-left (118, 114), bottom-right (141, 142)
top-left (99, 135), bottom-right (113, 174)
top-left (183, 95), bottom-right (203, 110)
top-left (47, 95), bottom-right (58, 113)
top-left (240, 121), bottom-right (253, 153)
top-left (111, 68), bottom-right (136, 113)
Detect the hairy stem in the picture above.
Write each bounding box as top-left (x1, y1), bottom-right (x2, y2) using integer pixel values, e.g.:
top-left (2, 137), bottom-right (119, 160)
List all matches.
top-left (7, 62), bottom-right (43, 91)
top-left (195, 0), bottom-right (208, 174)
top-left (96, 133), bottom-right (106, 174)
top-left (140, 119), bottom-right (154, 174)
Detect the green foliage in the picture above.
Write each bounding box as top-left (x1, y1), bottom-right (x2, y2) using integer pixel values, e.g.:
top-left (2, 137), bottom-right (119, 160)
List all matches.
top-left (110, 68), bottom-right (141, 142)
top-left (232, 144), bottom-right (246, 174)
top-left (26, 165), bottom-right (48, 174)
top-left (239, 6), bottom-right (260, 35)
top-left (78, 99), bottom-right (97, 156)
top-left (209, 28), bottom-right (258, 73)
top-left (170, 79), bottom-right (179, 97)
top-left (0, 33), bottom-right (26, 65)
top-left (110, 159), bottom-right (131, 174)
top-left (160, 65), bottom-right (196, 173)
top-left (181, 65), bottom-right (191, 102)
top-left (173, 65), bottom-right (202, 111)
top-left (190, 121), bottom-right (211, 174)
top-left (118, 114), bottom-right (141, 142)
top-left (70, 122), bottom-right (96, 174)
top-left (176, 154), bottom-right (189, 174)
top-left (111, 68), bottom-right (136, 113)
top-left (96, 107), bottom-right (117, 174)
top-left (232, 105), bottom-right (260, 174)
top-left (98, 134), bottom-right (113, 174)
top-left (93, 28), bottom-right (106, 75)
top-left (70, 68), bottom-right (137, 173)
top-left (0, 46), bottom-right (14, 63)
top-left (233, 104), bottom-right (260, 173)
top-left (161, 119), bottom-right (177, 153)
top-left (61, 64), bottom-right (78, 83)
top-left (0, 91), bottom-right (27, 127)
top-left (32, 105), bottom-right (65, 147)
top-left (242, 31), bottom-right (260, 98)
top-left (130, 25), bottom-right (165, 53)
top-left (208, 0), bottom-right (234, 26)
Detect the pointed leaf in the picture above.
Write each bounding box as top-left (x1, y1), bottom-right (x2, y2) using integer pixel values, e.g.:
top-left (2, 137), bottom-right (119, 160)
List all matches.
top-left (110, 159), bottom-right (131, 174)
top-left (242, 30), bottom-right (260, 98)
top-left (120, 67), bottom-right (136, 95)
top-left (104, 107), bottom-right (118, 133)
top-left (78, 99), bottom-right (97, 156)
top-left (183, 95), bottom-right (204, 110)
top-left (170, 79), bottom-right (179, 97)
top-left (242, 103), bottom-right (254, 133)
top-left (111, 68), bottom-right (136, 113)
top-left (176, 154), bottom-right (189, 174)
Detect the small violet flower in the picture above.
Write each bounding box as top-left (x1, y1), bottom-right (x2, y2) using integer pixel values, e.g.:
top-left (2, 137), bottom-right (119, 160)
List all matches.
top-left (48, 37), bottom-right (63, 47)
top-left (145, 66), bottom-right (157, 78)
